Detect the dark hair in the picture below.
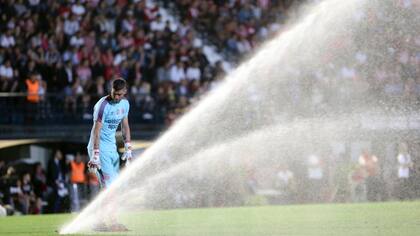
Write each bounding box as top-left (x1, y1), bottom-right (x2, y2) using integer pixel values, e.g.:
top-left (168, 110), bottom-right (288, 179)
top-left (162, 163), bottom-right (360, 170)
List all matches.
top-left (113, 78), bottom-right (127, 91)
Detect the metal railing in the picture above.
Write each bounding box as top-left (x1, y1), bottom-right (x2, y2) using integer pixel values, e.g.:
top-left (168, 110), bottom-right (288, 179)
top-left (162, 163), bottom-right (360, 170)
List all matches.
top-left (0, 93), bottom-right (164, 140)
top-left (0, 92), bottom-right (163, 124)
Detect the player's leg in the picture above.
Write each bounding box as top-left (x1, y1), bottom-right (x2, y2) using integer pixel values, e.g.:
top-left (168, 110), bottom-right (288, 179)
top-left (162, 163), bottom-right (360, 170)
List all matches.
top-left (107, 152), bottom-right (129, 231)
top-left (94, 149), bottom-right (119, 188)
top-left (98, 150), bottom-right (129, 231)
top-left (87, 148), bottom-right (111, 231)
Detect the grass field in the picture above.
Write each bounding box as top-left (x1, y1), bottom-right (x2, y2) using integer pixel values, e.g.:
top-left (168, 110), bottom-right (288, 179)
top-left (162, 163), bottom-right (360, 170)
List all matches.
top-left (0, 201), bottom-right (420, 235)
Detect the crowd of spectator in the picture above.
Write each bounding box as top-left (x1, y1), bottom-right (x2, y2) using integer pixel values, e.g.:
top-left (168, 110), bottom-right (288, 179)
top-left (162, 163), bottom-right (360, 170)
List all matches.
top-left (0, 149), bottom-right (100, 215)
top-left (0, 0), bottom-right (417, 127)
top-left (331, 0), bottom-right (420, 112)
top-left (259, 141), bottom-right (420, 205)
top-left (0, 0), bottom-right (209, 125)
top-left (162, 0), bottom-right (294, 62)
top-left (0, 0), bottom-right (311, 126)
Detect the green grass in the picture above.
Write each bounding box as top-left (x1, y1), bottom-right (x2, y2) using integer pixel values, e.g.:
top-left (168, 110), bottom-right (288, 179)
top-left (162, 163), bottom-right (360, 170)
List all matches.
top-left (1, 201), bottom-right (420, 235)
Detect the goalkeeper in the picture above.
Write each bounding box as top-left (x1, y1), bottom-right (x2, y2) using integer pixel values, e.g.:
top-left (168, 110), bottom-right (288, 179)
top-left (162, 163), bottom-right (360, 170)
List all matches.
top-left (87, 78), bottom-right (132, 231)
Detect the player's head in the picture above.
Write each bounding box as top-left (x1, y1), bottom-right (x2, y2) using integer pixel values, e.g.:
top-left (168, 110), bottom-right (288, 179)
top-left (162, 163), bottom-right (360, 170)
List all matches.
top-left (111, 78), bottom-right (127, 103)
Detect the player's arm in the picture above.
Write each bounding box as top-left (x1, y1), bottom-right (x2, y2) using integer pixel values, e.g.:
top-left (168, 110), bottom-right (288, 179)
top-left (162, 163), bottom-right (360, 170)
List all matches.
top-left (121, 117), bottom-right (133, 161)
top-left (88, 120), bottom-right (103, 170)
top-left (121, 117), bottom-right (131, 144)
top-left (92, 120), bottom-right (103, 150)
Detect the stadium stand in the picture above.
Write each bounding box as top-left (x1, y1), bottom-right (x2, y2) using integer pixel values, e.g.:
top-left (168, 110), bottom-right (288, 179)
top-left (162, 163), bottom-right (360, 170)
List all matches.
top-left (0, 0), bottom-right (417, 126)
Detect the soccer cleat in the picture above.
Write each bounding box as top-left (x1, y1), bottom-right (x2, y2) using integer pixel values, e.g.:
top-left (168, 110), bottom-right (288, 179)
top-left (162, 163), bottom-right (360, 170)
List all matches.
top-left (109, 223), bottom-right (129, 232)
top-left (92, 222), bottom-right (109, 232)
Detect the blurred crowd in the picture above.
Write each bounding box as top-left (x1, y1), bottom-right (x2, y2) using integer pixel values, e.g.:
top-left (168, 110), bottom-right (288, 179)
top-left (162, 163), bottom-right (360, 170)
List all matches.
top-left (315, 0), bottom-right (420, 113)
top-left (0, 0), bottom-right (203, 125)
top-left (0, 150), bottom-right (100, 215)
top-left (0, 0), bottom-right (324, 126)
top-left (243, 141), bottom-right (420, 206)
top-left (161, 0), bottom-right (294, 62)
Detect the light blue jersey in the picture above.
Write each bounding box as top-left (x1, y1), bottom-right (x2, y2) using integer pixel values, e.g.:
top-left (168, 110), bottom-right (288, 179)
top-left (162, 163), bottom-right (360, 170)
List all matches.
top-left (87, 95), bottom-right (130, 187)
top-left (88, 96), bottom-right (130, 150)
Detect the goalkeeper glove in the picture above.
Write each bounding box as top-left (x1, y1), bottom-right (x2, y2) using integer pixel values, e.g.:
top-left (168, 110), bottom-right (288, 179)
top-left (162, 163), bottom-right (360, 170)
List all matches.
top-left (121, 142), bottom-right (133, 162)
top-left (88, 149), bottom-right (101, 172)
